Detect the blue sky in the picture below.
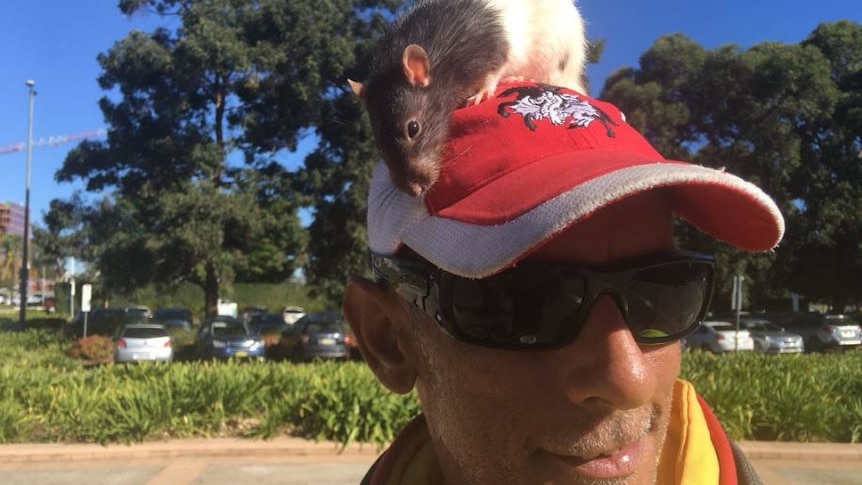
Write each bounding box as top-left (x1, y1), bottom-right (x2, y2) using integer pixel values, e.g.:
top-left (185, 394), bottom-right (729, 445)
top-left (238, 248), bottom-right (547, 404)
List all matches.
top-left (1, 0), bottom-right (859, 229)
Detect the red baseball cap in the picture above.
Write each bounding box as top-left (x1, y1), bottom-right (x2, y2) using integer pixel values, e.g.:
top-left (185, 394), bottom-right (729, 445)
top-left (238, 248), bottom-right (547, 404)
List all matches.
top-left (368, 82), bottom-right (784, 278)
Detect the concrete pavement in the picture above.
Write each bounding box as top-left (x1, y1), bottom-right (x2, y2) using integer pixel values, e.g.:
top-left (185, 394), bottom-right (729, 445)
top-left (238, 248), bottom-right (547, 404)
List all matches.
top-left (0, 437), bottom-right (860, 484)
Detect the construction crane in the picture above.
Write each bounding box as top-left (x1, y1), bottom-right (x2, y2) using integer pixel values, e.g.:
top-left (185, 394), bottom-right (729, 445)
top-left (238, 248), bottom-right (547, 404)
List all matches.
top-left (0, 129), bottom-right (107, 156)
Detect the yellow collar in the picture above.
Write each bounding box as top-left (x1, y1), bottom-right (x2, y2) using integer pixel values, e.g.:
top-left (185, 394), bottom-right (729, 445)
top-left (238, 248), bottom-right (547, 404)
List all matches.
top-left (657, 379), bottom-right (721, 485)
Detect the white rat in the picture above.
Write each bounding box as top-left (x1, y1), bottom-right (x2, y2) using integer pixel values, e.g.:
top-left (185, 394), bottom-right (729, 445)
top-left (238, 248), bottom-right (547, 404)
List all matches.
top-left (350, 0), bottom-right (588, 197)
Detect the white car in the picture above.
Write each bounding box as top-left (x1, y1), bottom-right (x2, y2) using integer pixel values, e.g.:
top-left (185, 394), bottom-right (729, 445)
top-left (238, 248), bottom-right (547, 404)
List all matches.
top-left (685, 321), bottom-right (755, 353)
top-left (114, 323), bottom-right (173, 363)
top-left (282, 306), bottom-right (306, 325)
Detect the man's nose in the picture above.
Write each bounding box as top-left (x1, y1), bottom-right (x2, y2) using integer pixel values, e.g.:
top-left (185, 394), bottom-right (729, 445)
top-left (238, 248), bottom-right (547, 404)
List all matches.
top-left (556, 295), bottom-right (657, 409)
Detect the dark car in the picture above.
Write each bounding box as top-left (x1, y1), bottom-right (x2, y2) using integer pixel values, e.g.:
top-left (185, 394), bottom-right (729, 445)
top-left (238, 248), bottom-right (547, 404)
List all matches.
top-left (779, 313), bottom-right (862, 352)
top-left (195, 315), bottom-right (265, 361)
top-left (153, 307), bottom-right (194, 330)
top-left (280, 311), bottom-right (352, 362)
top-left (69, 308), bottom-right (128, 337)
top-left (249, 312), bottom-right (290, 336)
top-left (241, 305), bottom-right (269, 323)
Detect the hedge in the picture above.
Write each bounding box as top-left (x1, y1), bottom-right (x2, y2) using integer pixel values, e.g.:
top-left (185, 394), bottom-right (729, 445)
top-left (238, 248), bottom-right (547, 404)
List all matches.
top-left (0, 325), bottom-right (860, 446)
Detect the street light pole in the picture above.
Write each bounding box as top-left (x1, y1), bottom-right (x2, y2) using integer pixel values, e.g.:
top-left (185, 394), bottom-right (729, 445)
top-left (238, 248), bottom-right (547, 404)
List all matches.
top-left (18, 80), bottom-right (36, 329)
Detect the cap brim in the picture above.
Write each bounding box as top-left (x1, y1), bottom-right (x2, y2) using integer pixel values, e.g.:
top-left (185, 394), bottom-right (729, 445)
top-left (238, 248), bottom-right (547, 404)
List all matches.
top-left (369, 158), bottom-right (784, 279)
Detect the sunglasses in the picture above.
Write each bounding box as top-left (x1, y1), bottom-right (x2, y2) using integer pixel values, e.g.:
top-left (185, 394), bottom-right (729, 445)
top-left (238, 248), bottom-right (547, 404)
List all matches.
top-left (370, 250), bottom-right (715, 351)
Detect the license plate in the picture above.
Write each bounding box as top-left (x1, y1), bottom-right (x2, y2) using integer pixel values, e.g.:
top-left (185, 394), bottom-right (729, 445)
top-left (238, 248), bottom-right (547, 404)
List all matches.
top-left (318, 338), bottom-right (336, 346)
top-left (235, 351), bottom-right (248, 358)
top-left (841, 330), bottom-right (856, 338)
top-left (134, 354), bottom-right (152, 360)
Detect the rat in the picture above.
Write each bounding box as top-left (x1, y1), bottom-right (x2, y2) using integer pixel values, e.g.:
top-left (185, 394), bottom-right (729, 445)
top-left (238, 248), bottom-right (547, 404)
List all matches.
top-left (349, 0), bottom-right (589, 197)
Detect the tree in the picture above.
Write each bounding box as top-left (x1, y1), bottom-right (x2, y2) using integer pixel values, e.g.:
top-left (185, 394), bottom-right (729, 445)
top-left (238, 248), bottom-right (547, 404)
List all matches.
top-left (601, 27), bottom-right (859, 311)
top-left (236, 0), bottom-right (405, 304)
top-left (50, 0), bottom-right (407, 312)
top-left (0, 234), bottom-right (23, 291)
top-left (57, 0), bottom-right (303, 316)
top-left (785, 21), bottom-right (862, 311)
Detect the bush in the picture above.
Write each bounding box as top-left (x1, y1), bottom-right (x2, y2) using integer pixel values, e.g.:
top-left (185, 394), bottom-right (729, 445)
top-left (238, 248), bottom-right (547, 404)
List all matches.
top-left (681, 351), bottom-right (862, 442)
top-left (1, 327), bottom-right (861, 446)
top-left (67, 335), bottom-right (115, 364)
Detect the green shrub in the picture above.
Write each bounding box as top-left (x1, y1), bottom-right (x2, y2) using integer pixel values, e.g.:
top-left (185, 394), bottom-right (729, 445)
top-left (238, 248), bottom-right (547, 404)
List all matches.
top-left (681, 351), bottom-right (862, 442)
top-left (1, 328), bottom-right (861, 446)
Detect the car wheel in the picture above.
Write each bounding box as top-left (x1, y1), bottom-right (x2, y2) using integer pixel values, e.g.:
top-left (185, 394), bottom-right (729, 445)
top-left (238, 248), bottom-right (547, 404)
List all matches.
top-left (806, 337), bottom-right (821, 353)
top-left (701, 344), bottom-right (713, 353)
top-left (754, 341), bottom-right (765, 353)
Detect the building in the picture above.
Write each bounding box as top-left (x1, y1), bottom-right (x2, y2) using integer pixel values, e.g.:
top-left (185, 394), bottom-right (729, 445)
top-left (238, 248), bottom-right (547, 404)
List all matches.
top-left (0, 201), bottom-right (26, 237)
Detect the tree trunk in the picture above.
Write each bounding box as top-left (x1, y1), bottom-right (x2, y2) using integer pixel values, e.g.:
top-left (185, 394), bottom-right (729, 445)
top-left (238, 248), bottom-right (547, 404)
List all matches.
top-left (204, 261), bottom-right (220, 317)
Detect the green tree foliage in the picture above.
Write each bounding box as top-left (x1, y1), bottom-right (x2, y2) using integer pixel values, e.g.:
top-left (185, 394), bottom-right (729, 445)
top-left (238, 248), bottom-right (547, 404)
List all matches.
top-left (786, 21), bottom-right (862, 311)
top-left (49, 0), bottom-right (404, 313)
top-left (602, 23), bottom-right (861, 311)
top-left (0, 234), bottom-right (22, 289)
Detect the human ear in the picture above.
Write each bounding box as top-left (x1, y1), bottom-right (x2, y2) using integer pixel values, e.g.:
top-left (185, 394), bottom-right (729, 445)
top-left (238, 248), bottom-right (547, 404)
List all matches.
top-left (343, 276), bottom-right (417, 394)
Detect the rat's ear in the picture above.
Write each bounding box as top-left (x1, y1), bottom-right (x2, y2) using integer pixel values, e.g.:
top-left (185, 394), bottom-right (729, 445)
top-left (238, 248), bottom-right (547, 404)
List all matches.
top-left (402, 44), bottom-right (431, 87)
top-left (348, 79), bottom-right (366, 100)
top-left (343, 276), bottom-right (417, 394)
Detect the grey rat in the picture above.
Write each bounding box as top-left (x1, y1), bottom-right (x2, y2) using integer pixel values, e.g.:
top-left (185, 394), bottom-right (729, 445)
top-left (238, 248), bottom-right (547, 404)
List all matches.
top-left (350, 0), bottom-right (589, 197)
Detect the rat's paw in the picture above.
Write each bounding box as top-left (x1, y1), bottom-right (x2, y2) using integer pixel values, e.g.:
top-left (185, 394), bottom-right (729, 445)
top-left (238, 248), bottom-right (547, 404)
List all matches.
top-left (467, 85), bottom-right (498, 105)
top-left (500, 76), bottom-right (528, 84)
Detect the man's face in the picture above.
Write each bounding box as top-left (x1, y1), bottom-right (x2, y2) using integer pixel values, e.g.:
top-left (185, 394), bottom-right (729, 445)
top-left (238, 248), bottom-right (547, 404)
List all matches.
top-left (409, 192), bottom-right (680, 485)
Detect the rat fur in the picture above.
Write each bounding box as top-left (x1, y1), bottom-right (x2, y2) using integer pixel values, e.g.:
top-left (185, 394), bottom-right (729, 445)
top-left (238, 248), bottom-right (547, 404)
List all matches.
top-left (351, 0), bottom-right (588, 197)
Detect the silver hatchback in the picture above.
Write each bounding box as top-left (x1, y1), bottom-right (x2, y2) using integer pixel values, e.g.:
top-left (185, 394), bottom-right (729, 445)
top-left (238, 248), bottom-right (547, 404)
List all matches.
top-left (780, 314), bottom-right (862, 352)
top-left (738, 319), bottom-right (804, 354)
top-left (115, 324), bottom-right (174, 363)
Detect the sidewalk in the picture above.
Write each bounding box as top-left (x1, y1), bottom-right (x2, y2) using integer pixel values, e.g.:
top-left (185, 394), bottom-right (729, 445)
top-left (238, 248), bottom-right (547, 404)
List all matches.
top-left (0, 438), bottom-right (860, 485)
top-left (2, 437), bottom-right (860, 464)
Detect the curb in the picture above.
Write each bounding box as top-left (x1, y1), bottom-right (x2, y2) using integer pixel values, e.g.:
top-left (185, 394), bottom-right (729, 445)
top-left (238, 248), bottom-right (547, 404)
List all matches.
top-left (737, 441), bottom-right (862, 461)
top-left (1, 438), bottom-right (860, 464)
top-left (0, 437), bottom-right (382, 464)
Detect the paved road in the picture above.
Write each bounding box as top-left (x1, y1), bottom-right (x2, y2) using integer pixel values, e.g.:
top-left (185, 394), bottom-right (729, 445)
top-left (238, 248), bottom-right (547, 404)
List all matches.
top-left (1, 439), bottom-right (860, 485)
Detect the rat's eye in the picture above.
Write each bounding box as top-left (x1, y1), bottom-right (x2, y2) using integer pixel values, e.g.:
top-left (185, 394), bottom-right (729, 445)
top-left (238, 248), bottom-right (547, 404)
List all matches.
top-left (407, 121), bottom-right (420, 138)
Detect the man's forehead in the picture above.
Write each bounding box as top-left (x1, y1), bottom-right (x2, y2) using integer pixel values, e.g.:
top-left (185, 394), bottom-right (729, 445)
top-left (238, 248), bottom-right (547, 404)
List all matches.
top-left (528, 192), bottom-right (674, 266)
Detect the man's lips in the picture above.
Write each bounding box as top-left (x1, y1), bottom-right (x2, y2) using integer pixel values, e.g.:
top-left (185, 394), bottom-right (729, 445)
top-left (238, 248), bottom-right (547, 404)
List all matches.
top-left (541, 440), bottom-right (642, 479)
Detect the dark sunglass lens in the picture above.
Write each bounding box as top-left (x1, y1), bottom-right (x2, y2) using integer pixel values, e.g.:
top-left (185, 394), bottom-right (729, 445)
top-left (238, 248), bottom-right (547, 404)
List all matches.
top-left (626, 262), bottom-right (711, 341)
top-left (449, 268), bottom-right (586, 348)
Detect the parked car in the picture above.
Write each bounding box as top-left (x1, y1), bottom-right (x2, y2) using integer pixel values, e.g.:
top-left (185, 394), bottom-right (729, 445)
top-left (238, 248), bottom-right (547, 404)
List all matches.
top-left (124, 305), bottom-right (153, 320)
top-left (279, 311), bottom-right (352, 362)
top-left (685, 321), bottom-right (755, 353)
top-left (70, 308), bottom-right (128, 337)
top-left (42, 296), bottom-right (57, 313)
top-left (779, 313), bottom-right (862, 352)
top-left (114, 323), bottom-right (173, 363)
top-left (281, 306), bottom-right (306, 325)
top-left (249, 312), bottom-right (290, 335)
top-left (195, 315), bottom-right (265, 361)
top-left (737, 318), bottom-right (804, 354)
top-left (153, 307), bottom-right (194, 330)
top-left (241, 305), bottom-right (269, 323)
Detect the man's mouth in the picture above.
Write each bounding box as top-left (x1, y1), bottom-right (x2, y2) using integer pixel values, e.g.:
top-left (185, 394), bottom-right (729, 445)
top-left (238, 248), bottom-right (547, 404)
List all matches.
top-left (540, 440), bottom-right (642, 479)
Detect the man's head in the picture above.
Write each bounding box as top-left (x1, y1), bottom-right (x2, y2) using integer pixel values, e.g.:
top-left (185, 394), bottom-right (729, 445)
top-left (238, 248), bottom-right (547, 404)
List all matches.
top-left (344, 82), bottom-right (784, 485)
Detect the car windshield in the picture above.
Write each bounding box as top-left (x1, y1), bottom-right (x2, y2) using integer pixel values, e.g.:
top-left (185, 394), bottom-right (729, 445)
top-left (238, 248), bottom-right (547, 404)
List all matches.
top-left (826, 316), bottom-right (859, 326)
top-left (305, 321), bottom-right (345, 334)
top-left (252, 314), bottom-right (284, 325)
top-left (744, 321), bottom-right (781, 331)
top-left (123, 327), bottom-right (168, 339)
top-left (211, 321), bottom-right (250, 336)
top-left (155, 309), bottom-right (189, 320)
